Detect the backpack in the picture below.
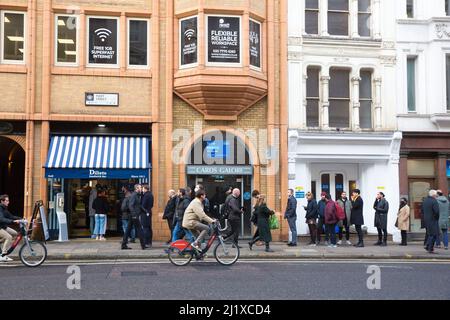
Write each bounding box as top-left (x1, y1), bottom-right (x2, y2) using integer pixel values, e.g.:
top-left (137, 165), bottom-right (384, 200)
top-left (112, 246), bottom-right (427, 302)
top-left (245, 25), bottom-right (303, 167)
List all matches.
top-left (335, 202), bottom-right (345, 221)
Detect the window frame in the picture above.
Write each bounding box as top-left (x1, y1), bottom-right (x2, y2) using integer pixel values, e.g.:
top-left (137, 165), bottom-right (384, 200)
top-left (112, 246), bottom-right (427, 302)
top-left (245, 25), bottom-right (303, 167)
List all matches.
top-left (86, 15), bottom-right (120, 69)
top-left (359, 69), bottom-right (373, 129)
top-left (327, 0), bottom-right (350, 37)
top-left (127, 17), bottom-right (151, 70)
top-left (54, 14), bottom-right (79, 67)
top-left (305, 0), bottom-right (319, 35)
top-left (306, 66), bottom-right (321, 128)
top-left (406, 0), bottom-right (415, 18)
top-left (446, 54), bottom-right (450, 112)
top-left (329, 68), bottom-right (351, 129)
top-left (357, 0), bottom-right (372, 38)
top-left (205, 14), bottom-right (243, 68)
top-left (0, 10), bottom-right (27, 65)
top-left (407, 56), bottom-right (417, 113)
top-left (179, 15), bottom-right (199, 70)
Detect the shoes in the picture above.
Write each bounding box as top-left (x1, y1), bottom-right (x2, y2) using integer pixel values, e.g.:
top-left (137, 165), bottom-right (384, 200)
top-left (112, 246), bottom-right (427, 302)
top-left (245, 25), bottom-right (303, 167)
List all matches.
top-left (374, 241), bottom-right (382, 246)
top-left (331, 245), bottom-right (337, 248)
top-left (265, 248), bottom-right (274, 252)
top-left (0, 255), bottom-right (13, 262)
top-left (248, 242), bottom-right (253, 251)
top-left (337, 240), bottom-right (342, 245)
top-left (399, 243), bottom-right (407, 246)
top-left (346, 240), bottom-right (352, 245)
top-left (191, 242), bottom-right (201, 252)
top-left (121, 246), bottom-right (132, 250)
top-left (445, 247), bottom-right (448, 250)
top-left (287, 243), bottom-right (297, 247)
top-left (100, 237), bottom-right (106, 241)
top-left (354, 242), bottom-right (364, 248)
top-left (427, 250), bottom-right (437, 254)
top-left (166, 241), bottom-right (171, 245)
top-left (435, 245), bottom-right (441, 249)
top-left (380, 242), bottom-right (387, 247)
top-left (141, 245), bottom-right (150, 250)
top-left (309, 243), bottom-right (317, 247)
top-left (130, 239), bottom-right (136, 243)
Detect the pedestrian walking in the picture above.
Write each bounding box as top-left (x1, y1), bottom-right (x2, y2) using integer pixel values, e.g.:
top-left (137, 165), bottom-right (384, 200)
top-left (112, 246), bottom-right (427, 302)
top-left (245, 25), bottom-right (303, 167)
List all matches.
top-left (436, 190), bottom-right (449, 250)
top-left (422, 190), bottom-right (440, 254)
top-left (324, 194), bottom-right (338, 248)
top-left (396, 197), bottom-right (410, 246)
top-left (121, 184), bottom-right (147, 250)
top-left (141, 185), bottom-right (154, 247)
top-left (304, 192), bottom-right (318, 246)
top-left (171, 188), bottom-right (194, 243)
top-left (88, 184), bottom-right (99, 239)
top-left (373, 192), bottom-right (389, 246)
top-left (316, 192), bottom-right (328, 245)
top-left (224, 188), bottom-right (244, 248)
top-left (351, 189), bottom-right (365, 247)
top-left (163, 190), bottom-right (177, 244)
top-left (120, 186), bottom-right (135, 243)
top-left (248, 195), bottom-right (275, 252)
top-left (284, 189), bottom-right (298, 247)
top-left (92, 189), bottom-right (109, 240)
top-left (249, 190), bottom-right (260, 246)
top-left (337, 191), bottom-right (352, 245)
top-left (0, 195), bottom-right (21, 262)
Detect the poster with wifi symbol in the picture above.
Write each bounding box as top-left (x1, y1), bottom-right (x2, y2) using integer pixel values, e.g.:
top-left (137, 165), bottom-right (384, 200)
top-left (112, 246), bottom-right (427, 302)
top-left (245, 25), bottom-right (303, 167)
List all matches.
top-left (88, 18), bottom-right (118, 65)
top-left (180, 16), bottom-right (198, 66)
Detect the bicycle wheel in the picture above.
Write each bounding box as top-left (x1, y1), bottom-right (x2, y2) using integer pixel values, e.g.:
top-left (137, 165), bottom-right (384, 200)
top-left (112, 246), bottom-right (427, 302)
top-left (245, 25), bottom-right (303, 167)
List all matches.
top-left (19, 241), bottom-right (47, 267)
top-left (167, 247), bottom-right (193, 266)
top-left (214, 239), bottom-right (240, 266)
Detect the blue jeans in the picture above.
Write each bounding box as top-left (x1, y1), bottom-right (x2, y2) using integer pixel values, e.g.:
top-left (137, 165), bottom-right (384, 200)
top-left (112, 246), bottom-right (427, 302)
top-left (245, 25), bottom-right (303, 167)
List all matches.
top-left (94, 214), bottom-right (106, 236)
top-left (171, 220), bottom-right (195, 243)
top-left (436, 229), bottom-right (449, 248)
top-left (122, 219), bottom-right (136, 240)
top-left (287, 217), bottom-right (297, 244)
top-left (90, 216), bottom-right (95, 238)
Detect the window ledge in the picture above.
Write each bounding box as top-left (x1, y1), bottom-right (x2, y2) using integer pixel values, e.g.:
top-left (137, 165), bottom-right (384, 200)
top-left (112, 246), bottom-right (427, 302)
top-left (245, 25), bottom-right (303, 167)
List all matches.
top-left (51, 66), bottom-right (152, 78)
top-left (302, 36), bottom-right (382, 47)
top-left (0, 65), bottom-right (27, 74)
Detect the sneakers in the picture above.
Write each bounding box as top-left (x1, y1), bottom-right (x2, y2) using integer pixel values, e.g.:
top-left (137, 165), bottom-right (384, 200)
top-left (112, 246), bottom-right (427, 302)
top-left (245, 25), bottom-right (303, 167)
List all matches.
top-left (191, 242), bottom-right (202, 252)
top-left (0, 255), bottom-right (13, 262)
top-left (308, 243), bottom-right (317, 247)
top-left (337, 240), bottom-right (342, 245)
top-left (346, 240), bottom-right (352, 245)
top-left (265, 247), bottom-right (274, 252)
top-left (287, 243), bottom-right (297, 247)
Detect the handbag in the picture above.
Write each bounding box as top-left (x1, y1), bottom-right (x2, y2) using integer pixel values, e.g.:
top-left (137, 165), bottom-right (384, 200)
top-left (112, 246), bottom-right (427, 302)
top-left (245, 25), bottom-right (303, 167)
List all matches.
top-left (269, 214), bottom-right (279, 230)
top-left (395, 218), bottom-right (399, 228)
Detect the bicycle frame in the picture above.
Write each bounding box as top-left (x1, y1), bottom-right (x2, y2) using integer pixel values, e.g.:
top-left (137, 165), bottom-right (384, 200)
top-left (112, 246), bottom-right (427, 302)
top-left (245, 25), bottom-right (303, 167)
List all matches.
top-left (4, 222), bottom-right (32, 256)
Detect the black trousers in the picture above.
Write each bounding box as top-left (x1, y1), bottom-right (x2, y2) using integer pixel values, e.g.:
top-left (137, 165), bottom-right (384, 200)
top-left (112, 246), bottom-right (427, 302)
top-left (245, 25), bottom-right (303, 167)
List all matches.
top-left (326, 224), bottom-right (337, 245)
top-left (338, 219), bottom-right (350, 241)
top-left (308, 224), bottom-right (317, 243)
top-left (122, 216), bottom-right (145, 248)
top-left (166, 218), bottom-right (174, 242)
top-left (229, 218), bottom-right (241, 245)
top-left (401, 230), bottom-right (407, 245)
top-left (316, 217), bottom-right (328, 243)
top-left (355, 225), bottom-right (364, 244)
top-left (377, 228), bottom-right (387, 242)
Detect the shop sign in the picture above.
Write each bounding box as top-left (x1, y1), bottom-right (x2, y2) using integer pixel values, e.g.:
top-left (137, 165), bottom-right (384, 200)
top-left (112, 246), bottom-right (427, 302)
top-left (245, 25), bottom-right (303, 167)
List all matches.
top-left (249, 19), bottom-right (261, 69)
top-left (187, 165), bottom-right (252, 176)
top-left (45, 168), bottom-right (149, 179)
top-left (295, 187), bottom-right (305, 199)
top-left (88, 18), bottom-right (118, 65)
top-left (180, 16), bottom-right (198, 66)
top-left (207, 16), bottom-right (241, 64)
top-left (85, 93), bottom-right (119, 106)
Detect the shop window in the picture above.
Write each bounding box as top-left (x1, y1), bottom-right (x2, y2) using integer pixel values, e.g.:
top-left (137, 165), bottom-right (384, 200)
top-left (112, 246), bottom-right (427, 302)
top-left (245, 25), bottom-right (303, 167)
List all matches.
top-left (128, 19), bottom-right (149, 68)
top-left (55, 15), bottom-right (78, 65)
top-left (1, 11), bottom-right (25, 63)
top-left (407, 0), bottom-right (414, 18)
top-left (407, 160), bottom-right (435, 177)
top-left (328, 0), bottom-right (349, 36)
top-left (360, 70), bottom-right (373, 129)
top-left (407, 57), bottom-right (417, 112)
top-left (87, 17), bottom-right (119, 67)
top-left (305, 0), bottom-right (319, 35)
top-left (329, 68), bottom-right (350, 128)
top-left (180, 16), bottom-right (198, 68)
top-left (206, 15), bottom-right (241, 67)
top-left (306, 67), bottom-right (320, 128)
top-left (358, 0), bottom-right (371, 37)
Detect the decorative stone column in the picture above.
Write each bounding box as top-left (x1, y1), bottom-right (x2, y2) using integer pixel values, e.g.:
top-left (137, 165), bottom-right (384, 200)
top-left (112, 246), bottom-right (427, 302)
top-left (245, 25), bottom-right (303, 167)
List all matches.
top-left (351, 76), bottom-right (361, 131)
top-left (320, 0), bottom-right (329, 37)
top-left (302, 73), bottom-right (308, 129)
top-left (350, 0), bottom-right (359, 38)
top-left (373, 0), bottom-right (382, 39)
top-left (374, 77), bottom-right (382, 129)
top-left (320, 75), bottom-right (330, 130)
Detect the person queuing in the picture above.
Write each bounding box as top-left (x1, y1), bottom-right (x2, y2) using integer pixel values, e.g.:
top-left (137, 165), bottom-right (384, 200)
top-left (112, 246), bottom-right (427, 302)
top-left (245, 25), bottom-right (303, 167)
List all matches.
top-left (337, 192), bottom-right (352, 245)
top-left (422, 190), bottom-right (440, 254)
top-left (316, 192), bottom-right (328, 245)
top-left (436, 190), bottom-right (449, 250)
top-left (324, 194), bottom-right (338, 248)
top-left (121, 184), bottom-right (147, 250)
top-left (163, 190), bottom-right (177, 244)
top-left (351, 189), bottom-right (364, 247)
top-left (141, 185), bottom-right (154, 248)
top-left (284, 189), bottom-right (298, 247)
top-left (120, 186), bottom-right (135, 243)
top-left (248, 195), bottom-right (275, 252)
top-left (92, 189), bottom-right (109, 241)
top-left (397, 197), bottom-right (410, 246)
top-left (304, 192), bottom-right (318, 246)
top-left (373, 192), bottom-right (389, 246)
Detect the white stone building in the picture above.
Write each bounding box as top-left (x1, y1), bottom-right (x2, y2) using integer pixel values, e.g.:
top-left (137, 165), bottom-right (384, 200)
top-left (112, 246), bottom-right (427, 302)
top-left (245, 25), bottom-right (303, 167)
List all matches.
top-left (287, 0), bottom-right (402, 241)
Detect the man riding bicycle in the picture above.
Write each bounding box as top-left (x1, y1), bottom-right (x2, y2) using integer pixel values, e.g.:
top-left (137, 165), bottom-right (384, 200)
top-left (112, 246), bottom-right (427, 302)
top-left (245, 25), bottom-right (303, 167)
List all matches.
top-left (182, 190), bottom-right (217, 252)
top-left (0, 195), bottom-right (22, 262)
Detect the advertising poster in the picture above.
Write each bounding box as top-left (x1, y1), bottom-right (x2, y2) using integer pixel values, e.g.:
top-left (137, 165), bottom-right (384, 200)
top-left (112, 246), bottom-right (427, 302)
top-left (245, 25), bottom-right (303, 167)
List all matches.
top-left (88, 18), bottom-right (118, 65)
top-left (180, 16), bottom-right (198, 66)
top-left (207, 16), bottom-right (241, 64)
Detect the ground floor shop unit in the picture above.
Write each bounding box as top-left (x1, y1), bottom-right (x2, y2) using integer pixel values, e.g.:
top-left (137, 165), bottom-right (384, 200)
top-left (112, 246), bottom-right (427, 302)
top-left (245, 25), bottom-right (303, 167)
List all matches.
top-left (288, 131), bottom-right (403, 242)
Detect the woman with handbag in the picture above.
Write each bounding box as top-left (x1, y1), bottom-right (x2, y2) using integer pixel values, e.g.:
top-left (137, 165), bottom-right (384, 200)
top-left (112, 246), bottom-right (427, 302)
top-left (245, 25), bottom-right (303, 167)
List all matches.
top-left (304, 192), bottom-right (318, 246)
top-left (248, 195), bottom-right (275, 252)
top-left (397, 197), bottom-right (410, 246)
top-left (249, 190), bottom-right (260, 246)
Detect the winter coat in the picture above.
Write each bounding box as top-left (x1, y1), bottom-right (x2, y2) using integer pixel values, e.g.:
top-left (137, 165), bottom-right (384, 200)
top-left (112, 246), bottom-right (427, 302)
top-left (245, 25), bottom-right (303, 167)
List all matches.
top-left (336, 198), bottom-right (352, 223)
top-left (284, 196), bottom-right (297, 219)
top-left (437, 196), bottom-right (450, 230)
top-left (163, 196), bottom-right (177, 221)
top-left (88, 189), bottom-right (97, 217)
top-left (92, 196), bottom-right (109, 215)
top-left (422, 196), bottom-right (440, 236)
top-left (324, 200), bottom-right (338, 225)
top-left (255, 204), bottom-right (274, 243)
top-left (140, 191), bottom-right (154, 228)
top-left (175, 196), bottom-right (191, 222)
top-left (0, 204), bottom-right (21, 230)
top-left (120, 195), bottom-right (131, 220)
top-left (350, 196), bottom-right (364, 226)
top-left (397, 205), bottom-right (410, 231)
top-left (128, 191), bottom-right (144, 218)
top-left (226, 195), bottom-right (242, 221)
top-left (182, 198), bottom-right (215, 230)
top-left (373, 198), bottom-right (389, 229)
top-left (305, 199), bottom-right (318, 221)
top-left (317, 200), bottom-right (326, 218)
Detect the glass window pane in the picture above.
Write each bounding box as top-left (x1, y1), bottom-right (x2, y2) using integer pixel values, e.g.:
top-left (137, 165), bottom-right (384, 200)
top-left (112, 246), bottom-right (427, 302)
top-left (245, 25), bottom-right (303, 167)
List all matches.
top-left (307, 99), bottom-right (319, 127)
top-left (407, 57), bottom-right (416, 112)
top-left (447, 55), bottom-right (450, 110)
top-left (129, 20), bottom-right (148, 66)
top-left (56, 16), bottom-right (77, 64)
top-left (407, 0), bottom-right (414, 18)
top-left (360, 100), bottom-right (372, 129)
top-left (358, 13), bottom-right (371, 37)
top-left (360, 71), bottom-right (372, 99)
top-left (447, 0), bottom-right (450, 16)
top-left (3, 13), bottom-right (25, 61)
top-left (358, 0), bottom-right (371, 12)
top-left (407, 160), bottom-right (435, 176)
top-left (321, 174), bottom-right (330, 195)
top-left (329, 99), bottom-right (350, 128)
top-left (307, 68), bottom-right (320, 97)
top-left (306, 0), bottom-right (319, 9)
top-left (335, 174), bottom-right (344, 200)
top-left (328, 0), bottom-right (349, 11)
top-left (305, 11), bottom-right (319, 35)
top-left (328, 12), bottom-right (349, 36)
top-left (330, 69), bottom-right (350, 98)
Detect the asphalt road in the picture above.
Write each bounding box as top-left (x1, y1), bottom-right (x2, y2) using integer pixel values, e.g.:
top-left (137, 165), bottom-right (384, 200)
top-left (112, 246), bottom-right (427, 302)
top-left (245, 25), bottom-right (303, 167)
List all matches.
top-left (0, 260), bottom-right (449, 300)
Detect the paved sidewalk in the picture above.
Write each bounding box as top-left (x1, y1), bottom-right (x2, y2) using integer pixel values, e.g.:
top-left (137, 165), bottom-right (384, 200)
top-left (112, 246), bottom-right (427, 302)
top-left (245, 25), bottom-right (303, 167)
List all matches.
top-left (9, 238), bottom-right (450, 261)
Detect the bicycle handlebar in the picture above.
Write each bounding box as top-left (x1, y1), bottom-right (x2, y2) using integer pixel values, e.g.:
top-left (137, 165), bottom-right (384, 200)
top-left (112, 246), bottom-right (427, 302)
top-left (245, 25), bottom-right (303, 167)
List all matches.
top-left (216, 219), bottom-right (228, 232)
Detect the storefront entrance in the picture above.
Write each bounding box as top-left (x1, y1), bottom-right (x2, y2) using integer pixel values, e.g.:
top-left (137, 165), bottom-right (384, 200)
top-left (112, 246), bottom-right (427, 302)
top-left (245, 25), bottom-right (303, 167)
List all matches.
top-left (409, 179), bottom-right (435, 233)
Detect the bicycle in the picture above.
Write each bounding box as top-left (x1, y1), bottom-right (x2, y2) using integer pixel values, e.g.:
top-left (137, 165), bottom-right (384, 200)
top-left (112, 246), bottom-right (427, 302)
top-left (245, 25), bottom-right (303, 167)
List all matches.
top-left (3, 220), bottom-right (47, 267)
top-left (167, 219), bottom-right (240, 266)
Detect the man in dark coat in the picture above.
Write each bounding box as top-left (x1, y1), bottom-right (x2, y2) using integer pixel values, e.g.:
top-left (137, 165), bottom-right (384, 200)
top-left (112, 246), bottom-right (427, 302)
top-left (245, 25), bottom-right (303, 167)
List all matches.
top-left (316, 192), bottom-right (328, 245)
top-left (351, 189), bottom-right (365, 247)
top-left (141, 185), bottom-right (154, 247)
top-left (284, 189), bottom-right (298, 246)
top-left (121, 184), bottom-right (147, 250)
top-left (225, 188), bottom-right (243, 248)
top-left (373, 192), bottom-right (389, 246)
top-left (422, 190), bottom-right (440, 253)
top-left (163, 190), bottom-right (177, 244)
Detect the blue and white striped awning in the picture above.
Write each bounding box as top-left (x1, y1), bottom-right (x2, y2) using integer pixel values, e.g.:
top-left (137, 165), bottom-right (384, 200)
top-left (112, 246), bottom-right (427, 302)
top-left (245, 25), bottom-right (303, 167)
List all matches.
top-left (45, 136), bottom-right (150, 179)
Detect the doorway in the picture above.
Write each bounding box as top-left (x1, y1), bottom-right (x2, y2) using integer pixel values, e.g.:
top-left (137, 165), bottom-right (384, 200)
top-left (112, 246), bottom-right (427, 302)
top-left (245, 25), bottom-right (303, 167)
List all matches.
top-left (409, 179), bottom-right (435, 233)
top-left (320, 173), bottom-right (345, 200)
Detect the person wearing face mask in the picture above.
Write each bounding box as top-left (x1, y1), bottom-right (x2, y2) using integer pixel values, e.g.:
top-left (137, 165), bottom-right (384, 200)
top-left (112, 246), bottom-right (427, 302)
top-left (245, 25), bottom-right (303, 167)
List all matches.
top-left (373, 192), bottom-right (389, 246)
top-left (396, 197), bottom-right (410, 246)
